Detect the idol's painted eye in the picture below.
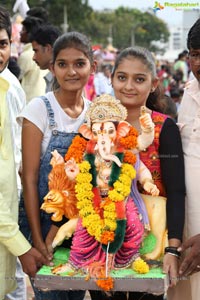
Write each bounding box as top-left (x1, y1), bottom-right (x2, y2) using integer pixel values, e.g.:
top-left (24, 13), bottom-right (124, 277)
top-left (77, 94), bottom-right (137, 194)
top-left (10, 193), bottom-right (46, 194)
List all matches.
top-left (92, 130), bottom-right (98, 137)
top-left (108, 128), bottom-right (115, 135)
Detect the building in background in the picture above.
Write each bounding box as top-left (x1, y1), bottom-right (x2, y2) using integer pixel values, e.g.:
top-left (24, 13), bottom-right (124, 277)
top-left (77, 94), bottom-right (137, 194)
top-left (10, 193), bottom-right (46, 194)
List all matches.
top-left (156, 9), bottom-right (200, 62)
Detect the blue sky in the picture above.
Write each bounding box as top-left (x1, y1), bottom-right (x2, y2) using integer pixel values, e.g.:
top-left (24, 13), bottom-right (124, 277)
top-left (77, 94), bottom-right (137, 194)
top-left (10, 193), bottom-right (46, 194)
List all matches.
top-left (88, 0), bottom-right (185, 26)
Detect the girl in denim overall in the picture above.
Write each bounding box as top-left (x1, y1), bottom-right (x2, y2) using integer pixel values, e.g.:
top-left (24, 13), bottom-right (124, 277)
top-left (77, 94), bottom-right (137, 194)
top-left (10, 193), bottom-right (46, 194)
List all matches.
top-left (18, 31), bottom-right (96, 300)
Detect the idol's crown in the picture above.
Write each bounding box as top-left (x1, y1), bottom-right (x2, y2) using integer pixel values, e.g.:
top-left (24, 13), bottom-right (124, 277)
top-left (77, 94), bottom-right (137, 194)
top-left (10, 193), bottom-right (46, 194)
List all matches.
top-left (85, 94), bottom-right (127, 127)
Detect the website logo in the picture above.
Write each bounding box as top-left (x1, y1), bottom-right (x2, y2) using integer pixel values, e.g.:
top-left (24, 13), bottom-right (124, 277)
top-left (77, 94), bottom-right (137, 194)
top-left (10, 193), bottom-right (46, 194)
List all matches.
top-left (153, 1), bottom-right (164, 11)
top-left (153, 1), bottom-right (200, 11)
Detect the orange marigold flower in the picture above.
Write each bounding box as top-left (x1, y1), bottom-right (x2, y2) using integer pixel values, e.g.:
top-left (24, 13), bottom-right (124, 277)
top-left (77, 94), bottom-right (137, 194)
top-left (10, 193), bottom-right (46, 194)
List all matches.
top-left (123, 151), bottom-right (137, 165)
top-left (129, 126), bottom-right (139, 136)
top-left (96, 277), bottom-right (114, 291)
top-left (100, 198), bottom-right (112, 208)
top-left (119, 126), bottom-right (138, 149)
top-left (65, 136), bottom-right (87, 163)
top-left (100, 231), bottom-right (115, 244)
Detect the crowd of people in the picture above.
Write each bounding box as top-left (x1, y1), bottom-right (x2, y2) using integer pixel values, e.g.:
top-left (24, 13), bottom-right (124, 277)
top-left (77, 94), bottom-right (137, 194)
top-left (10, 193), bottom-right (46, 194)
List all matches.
top-left (1, 4), bottom-right (200, 300)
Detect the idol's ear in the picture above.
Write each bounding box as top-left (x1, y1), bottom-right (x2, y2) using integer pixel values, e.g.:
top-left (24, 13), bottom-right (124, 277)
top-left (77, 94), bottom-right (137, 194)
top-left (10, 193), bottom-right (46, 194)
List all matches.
top-left (78, 124), bottom-right (93, 140)
top-left (117, 121), bottom-right (131, 137)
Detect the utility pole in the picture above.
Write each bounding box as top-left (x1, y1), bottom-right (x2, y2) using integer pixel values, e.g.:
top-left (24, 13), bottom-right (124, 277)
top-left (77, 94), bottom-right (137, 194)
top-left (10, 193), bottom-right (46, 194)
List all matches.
top-left (61, 5), bottom-right (69, 33)
top-left (131, 23), bottom-right (140, 46)
top-left (107, 24), bottom-right (113, 45)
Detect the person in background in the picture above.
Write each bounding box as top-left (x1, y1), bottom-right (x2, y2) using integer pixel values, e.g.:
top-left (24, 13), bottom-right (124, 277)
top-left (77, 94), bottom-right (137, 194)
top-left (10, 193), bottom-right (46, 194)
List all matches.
top-left (170, 87), bottom-right (183, 113)
top-left (84, 73), bottom-right (96, 100)
top-left (161, 95), bottom-right (178, 121)
top-left (111, 46), bottom-right (185, 300)
top-left (17, 15), bottom-right (47, 102)
top-left (26, 6), bottom-right (49, 23)
top-left (94, 63), bottom-right (114, 96)
top-left (170, 17), bottom-right (200, 300)
top-left (173, 51), bottom-right (188, 85)
top-left (18, 31), bottom-right (96, 300)
top-left (8, 57), bottom-right (21, 78)
top-left (0, 6), bottom-right (48, 300)
top-left (30, 24), bottom-right (61, 92)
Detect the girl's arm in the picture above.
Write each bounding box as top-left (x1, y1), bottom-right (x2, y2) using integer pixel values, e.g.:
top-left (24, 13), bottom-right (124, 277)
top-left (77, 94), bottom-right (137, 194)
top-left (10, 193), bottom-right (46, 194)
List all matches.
top-left (22, 118), bottom-right (53, 261)
top-left (159, 117), bottom-right (185, 286)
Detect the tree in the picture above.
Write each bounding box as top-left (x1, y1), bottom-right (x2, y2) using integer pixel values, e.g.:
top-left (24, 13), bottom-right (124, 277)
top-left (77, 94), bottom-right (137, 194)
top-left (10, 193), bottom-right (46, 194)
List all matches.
top-left (107, 7), bottom-right (169, 50)
top-left (5, 1), bottom-right (169, 52)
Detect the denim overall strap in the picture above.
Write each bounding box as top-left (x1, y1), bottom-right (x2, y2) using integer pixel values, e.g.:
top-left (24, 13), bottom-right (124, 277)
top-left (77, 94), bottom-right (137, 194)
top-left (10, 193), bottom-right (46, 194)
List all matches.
top-left (40, 95), bottom-right (57, 129)
top-left (19, 96), bottom-right (78, 242)
top-left (38, 96), bottom-right (78, 239)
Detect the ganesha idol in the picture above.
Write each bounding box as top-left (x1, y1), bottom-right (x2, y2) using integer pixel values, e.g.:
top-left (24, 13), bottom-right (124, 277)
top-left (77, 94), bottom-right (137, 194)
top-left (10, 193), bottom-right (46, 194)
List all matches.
top-left (41, 94), bottom-right (161, 289)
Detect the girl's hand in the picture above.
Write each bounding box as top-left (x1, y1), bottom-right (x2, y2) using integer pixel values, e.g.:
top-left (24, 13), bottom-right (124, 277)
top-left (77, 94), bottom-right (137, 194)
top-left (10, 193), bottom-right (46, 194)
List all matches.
top-left (32, 237), bottom-right (53, 264)
top-left (45, 225), bottom-right (59, 255)
top-left (163, 252), bottom-right (180, 287)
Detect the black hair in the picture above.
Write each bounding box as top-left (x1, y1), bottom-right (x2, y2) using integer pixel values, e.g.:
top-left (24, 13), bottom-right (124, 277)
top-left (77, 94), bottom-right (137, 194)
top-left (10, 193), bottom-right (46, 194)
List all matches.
top-left (22, 16), bottom-right (45, 42)
top-left (170, 88), bottom-right (180, 99)
top-left (112, 46), bottom-right (157, 79)
top-left (52, 31), bottom-right (94, 65)
top-left (177, 52), bottom-right (187, 60)
top-left (111, 46), bottom-right (165, 112)
top-left (30, 24), bottom-right (61, 47)
top-left (0, 5), bottom-right (11, 39)
top-left (187, 18), bottom-right (200, 50)
top-left (26, 7), bottom-right (49, 23)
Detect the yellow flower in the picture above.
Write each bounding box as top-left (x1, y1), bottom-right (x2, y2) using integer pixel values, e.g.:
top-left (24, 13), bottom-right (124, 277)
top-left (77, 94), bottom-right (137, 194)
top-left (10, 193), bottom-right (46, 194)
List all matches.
top-left (76, 191), bottom-right (94, 201)
top-left (121, 163), bottom-right (136, 179)
top-left (113, 181), bottom-right (130, 196)
top-left (80, 206), bottom-right (94, 216)
top-left (104, 220), bottom-right (117, 231)
top-left (108, 189), bottom-right (124, 201)
top-left (75, 156), bottom-right (137, 246)
top-left (75, 182), bottom-right (93, 192)
top-left (104, 202), bottom-right (115, 211)
top-left (132, 258), bottom-right (149, 274)
top-left (78, 161), bottom-right (91, 172)
top-left (118, 174), bottom-right (132, 186)
top-left (104, 211), bottom-right (116, 220)
top-left (76, 173), bottom-right (92, 183)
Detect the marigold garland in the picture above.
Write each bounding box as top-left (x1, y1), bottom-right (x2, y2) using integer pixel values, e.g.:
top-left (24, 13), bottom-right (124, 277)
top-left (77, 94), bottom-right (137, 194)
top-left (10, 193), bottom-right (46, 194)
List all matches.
top-left (119, 126), bottom-right (138, 149)
top-left (76, 161), bottom-right (136, 244)
top-left (64, 135), bottom-right (87, 163)
top-left (123, 151), bottom-right (137, 165)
